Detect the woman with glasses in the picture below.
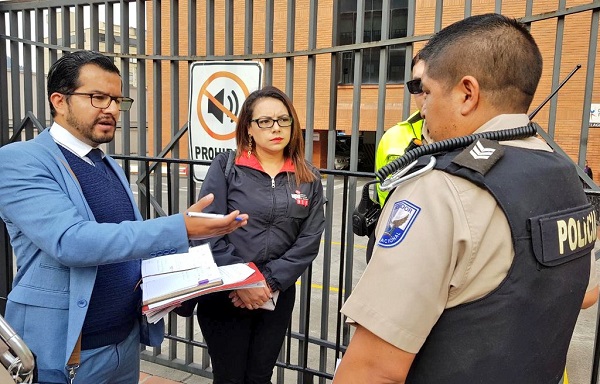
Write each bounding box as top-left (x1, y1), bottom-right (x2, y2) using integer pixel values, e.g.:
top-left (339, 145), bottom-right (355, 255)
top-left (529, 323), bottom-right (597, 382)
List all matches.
top-left (189, 85), bottom-right (325, 383)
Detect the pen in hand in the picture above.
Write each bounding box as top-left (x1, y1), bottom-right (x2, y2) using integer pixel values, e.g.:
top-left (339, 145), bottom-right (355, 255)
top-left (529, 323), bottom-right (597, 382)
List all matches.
top-left (187, 211), bottom-right (244, 222)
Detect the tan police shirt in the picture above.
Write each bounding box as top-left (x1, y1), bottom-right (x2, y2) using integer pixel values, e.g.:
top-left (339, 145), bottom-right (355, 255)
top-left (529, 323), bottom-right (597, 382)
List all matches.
top-left (341, 113), bottom-right (597, 354)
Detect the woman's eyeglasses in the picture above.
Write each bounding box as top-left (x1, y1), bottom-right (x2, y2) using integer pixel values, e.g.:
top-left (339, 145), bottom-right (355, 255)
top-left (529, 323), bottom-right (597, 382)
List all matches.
top-left (251, 116), bottom-right (293, 129)
top-left (406, 79), bottom-right (423, 95)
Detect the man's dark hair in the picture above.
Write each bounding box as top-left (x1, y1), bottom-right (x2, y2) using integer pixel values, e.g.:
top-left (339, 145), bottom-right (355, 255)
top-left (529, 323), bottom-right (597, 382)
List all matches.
top-left (419, 13), bottom-right (542, 112)
top-left (47, 50), bottom-right (121, 117)
top-left (411, 50), bottom-right (422, 70)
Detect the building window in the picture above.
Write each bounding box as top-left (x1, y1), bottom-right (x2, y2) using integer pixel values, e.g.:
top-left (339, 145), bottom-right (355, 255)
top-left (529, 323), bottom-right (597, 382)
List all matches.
top-left (338, 0), bottom-right (409, 84)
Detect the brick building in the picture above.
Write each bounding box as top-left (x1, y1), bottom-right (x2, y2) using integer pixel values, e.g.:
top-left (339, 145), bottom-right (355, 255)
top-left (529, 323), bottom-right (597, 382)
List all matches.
top-left (145, 0), bottom-right (599, 179)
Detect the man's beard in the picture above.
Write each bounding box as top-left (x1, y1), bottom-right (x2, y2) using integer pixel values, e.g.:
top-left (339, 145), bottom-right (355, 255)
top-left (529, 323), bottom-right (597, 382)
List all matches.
top-left (66, 110), bottom-right (116, 145)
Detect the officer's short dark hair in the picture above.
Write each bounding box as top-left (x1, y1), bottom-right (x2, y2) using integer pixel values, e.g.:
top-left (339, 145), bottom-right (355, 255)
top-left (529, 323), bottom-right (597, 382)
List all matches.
top-left (47, 50), bottom-right (121, 117)
top-left (419, 13), bottom-right (542, 112)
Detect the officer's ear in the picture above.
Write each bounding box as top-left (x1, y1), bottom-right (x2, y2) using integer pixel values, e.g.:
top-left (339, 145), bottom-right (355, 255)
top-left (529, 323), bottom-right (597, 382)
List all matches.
top-left (457, 75), bottom-right (480, 116)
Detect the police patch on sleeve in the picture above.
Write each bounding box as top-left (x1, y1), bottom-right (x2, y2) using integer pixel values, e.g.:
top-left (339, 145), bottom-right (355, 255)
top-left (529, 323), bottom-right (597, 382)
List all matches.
top-left (377, 200), bottom-right (421, 248)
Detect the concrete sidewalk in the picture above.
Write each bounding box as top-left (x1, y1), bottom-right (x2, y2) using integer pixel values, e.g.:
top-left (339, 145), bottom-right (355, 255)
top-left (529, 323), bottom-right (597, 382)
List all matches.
top-left (139, 360), bottom-right (211, 384)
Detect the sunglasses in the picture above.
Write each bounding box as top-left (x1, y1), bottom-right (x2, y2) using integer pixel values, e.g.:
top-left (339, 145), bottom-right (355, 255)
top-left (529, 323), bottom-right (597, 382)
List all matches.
top-left (406, 79), bottom-right (423, 95)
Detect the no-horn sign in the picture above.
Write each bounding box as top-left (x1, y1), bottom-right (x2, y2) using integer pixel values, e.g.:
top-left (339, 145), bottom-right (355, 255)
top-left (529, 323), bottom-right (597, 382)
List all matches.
top-left (188, 61), bottom-right (263, 181)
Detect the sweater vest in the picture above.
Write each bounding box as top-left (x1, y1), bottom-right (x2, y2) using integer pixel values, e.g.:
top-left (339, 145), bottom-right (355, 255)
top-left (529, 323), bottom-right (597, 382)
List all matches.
top-left (59, 147), bottom-right (141, 350)
top-left (406, 144), bottom-right (595, 384)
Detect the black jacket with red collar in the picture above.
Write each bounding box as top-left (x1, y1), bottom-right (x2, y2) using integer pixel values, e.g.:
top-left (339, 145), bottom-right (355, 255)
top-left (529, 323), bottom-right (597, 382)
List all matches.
top-left (195, 151), bottom-right (325, 292)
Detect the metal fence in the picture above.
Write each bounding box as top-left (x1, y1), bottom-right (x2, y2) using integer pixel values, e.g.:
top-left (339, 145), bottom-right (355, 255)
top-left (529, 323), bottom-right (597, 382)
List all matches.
top-left (2, 0), bottom-right (600, 382)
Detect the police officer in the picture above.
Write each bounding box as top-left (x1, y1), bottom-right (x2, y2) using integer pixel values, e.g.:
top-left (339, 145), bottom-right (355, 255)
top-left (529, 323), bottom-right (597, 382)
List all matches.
top-left (375, 53), bottom-right (425, 206)
top-left (334, 13), bottom-right (597, 384)
top-left (363, 54), bottom-right (426, 263)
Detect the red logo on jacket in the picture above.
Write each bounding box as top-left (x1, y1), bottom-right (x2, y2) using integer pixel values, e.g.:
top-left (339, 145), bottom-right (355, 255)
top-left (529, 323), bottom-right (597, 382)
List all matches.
top-left (291, 190), bottom-right (309, 207)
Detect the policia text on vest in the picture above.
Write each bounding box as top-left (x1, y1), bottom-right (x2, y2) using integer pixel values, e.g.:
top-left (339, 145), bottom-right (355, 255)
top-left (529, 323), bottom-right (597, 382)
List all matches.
top-left (556, 210), bottom-right (597, 257)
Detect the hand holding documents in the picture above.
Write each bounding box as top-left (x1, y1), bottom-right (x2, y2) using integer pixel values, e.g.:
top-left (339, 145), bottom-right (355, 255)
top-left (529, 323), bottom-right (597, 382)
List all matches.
top-left (259, 290), bottom-right (279, 311)
top-left (141, 244), bottom-right (222, 306)
top-left (140, 244), bottom-right (266, 323)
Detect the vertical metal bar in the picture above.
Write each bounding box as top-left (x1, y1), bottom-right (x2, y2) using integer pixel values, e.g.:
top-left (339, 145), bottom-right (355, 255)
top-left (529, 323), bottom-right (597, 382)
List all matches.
top-left (0, 225), bottom-right (12, 316)
top-left (297, 3), bottom-right (318, 381)
top-left (495, 0), bottom-right (501, 14)
top-left (279, 4), bottom-right (292, 379)
top-left (182, 308), bottom-right (193, 368)
top-left (170, 0), bottom-right (180, 261)
top-left (120, 1), bottom-right (131, 156)
top-left (339, 175), bottom-right (351, 345)
top-left (547, 0), bottom-right (567, 139)
top-left (151, 0), bottom-right (162, 221)
top-left (0, 11), bottom-right (8, 146)
top-left (185, 5), bottom-right (197, 365)
top-left (326, 0), bottom-right (340, 376)
top-left (375, 0), bottom-right (390, 145)
top-left (285, 0), bottom-right (295, 96)
top-left (9, 11), bottom-right (21, 132)
top-left (48, 8), bottom-right (57, 70)
top-left (183, 6), bottom-right (197, 363)
top-left (464, 0), bottom-right (472, 18)
top-left (0, 10), bottom-right (11, 304)
top-left (136, 0), bottom-right (146, 152)
top-left (402, 0), bottom-right (416, 119)
top-left (344, 0), bottom-right (364, 346)
top-left (264, 0), bottom-right (274, 84)
top-left (35, 8), bottom-right (46, 125)
top-left (105, 3), bottom-right (116, 155)
top-left (188, 0), bottom-right (196, 56)
top-left (186, 0), bottom-right (197, 210)
top-left (90, 3), bottom-right (99, 51)
top-left (200, 0), bottom-right (212, 353)
top-left (304, 0), bottom-right (317, 157)
top-left (434, 0), bottom-right (443, 32)
top-left (206, 0), bottom-right (214, 57)
top-left (22, 10), bottom-right (33, 140)
top-left (61, 5), bottom-right (70, 51)
top-left (525, 0), bottom-right (533, 17)
top-left (135, 0), bottom-right (148, 214)
top-left (225, 0), bottom-right (233, 55)
top-left (203, 3), bottom-right (215, 370)
top-left (165, 163), bottom-right (179, 356)
top-left (75, 5), bottom-right (85, 49)
top-left (244, 0), bottom-right (253, 55)
top-left (580, 4), bottom-right (599, 180)
top-left (299, 265), bottom-right (313, 383)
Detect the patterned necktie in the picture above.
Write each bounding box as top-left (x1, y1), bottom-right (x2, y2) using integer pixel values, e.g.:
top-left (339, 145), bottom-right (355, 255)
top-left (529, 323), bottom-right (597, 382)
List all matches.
top-left (87, 148), bottom-right (108, 176)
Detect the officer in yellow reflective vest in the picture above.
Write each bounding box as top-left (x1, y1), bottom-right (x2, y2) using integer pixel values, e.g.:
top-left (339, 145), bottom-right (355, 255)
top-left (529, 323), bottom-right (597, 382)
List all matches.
top-left (375, 54), bottom-right (425, 207)
top-left (365, 54), bottom-right (426, 263)
top-left (375, 110), bottom-right (423, 205)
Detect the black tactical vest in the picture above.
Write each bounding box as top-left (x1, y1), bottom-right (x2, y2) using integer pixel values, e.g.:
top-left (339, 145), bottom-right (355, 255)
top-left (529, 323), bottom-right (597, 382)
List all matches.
top-left (406, 141), bottom-right (596, 384)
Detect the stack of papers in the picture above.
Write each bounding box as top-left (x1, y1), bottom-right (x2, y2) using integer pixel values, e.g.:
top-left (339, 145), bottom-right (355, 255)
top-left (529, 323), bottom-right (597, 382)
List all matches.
top-left (141, 244), bottom-right (223, 306)
top-left (141, 245), bottom-right (266, 323)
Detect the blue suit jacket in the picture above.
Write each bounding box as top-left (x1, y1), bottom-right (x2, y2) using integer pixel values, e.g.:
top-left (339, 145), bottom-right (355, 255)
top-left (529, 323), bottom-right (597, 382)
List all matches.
top-left (0, 129), bottom-right (189, 382)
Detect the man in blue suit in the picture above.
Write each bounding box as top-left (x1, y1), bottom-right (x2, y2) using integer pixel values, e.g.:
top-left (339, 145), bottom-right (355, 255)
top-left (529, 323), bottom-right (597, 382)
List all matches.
top-left (0, 50), bottom-right (248, 384)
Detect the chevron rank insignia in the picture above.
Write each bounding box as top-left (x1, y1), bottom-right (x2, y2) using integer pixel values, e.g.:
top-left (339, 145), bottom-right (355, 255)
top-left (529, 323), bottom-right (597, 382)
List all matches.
top-left (452, 138), bottom-right (504, 175)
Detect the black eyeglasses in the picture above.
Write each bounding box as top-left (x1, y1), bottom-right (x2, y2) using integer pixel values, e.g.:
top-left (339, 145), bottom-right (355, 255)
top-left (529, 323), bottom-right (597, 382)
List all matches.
top-left (406, 79), bottom-right (423, 95)
top-left (251, 116), bottom-right (293, 129)
top-left (65, 92), bottom-right (134, 111)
